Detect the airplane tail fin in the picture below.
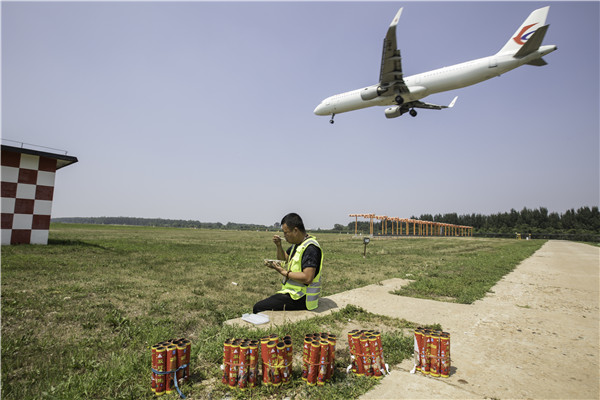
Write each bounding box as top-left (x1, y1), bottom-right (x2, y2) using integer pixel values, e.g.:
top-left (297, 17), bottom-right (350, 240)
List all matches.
top-left (514, 24), bottom-right (549, 58)
top-left (496, 6), bottom-right (549, 56)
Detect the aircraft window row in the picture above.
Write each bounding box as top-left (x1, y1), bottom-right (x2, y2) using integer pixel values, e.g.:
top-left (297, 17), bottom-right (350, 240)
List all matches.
top-left (422, 62), bottom-right (472, 78)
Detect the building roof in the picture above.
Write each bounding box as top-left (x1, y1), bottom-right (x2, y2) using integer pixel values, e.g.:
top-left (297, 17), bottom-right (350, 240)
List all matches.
top-left (1, 144), bottom-right (78, 170)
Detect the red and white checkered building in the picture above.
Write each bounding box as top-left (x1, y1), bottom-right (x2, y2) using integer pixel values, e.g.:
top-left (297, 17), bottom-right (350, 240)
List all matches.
top-left (1, 144), bottom-right (78, 245)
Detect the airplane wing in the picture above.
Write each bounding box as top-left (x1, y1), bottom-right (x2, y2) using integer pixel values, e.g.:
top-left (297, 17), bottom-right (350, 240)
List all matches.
top-left (411, 96), bottom-right (458, 110)
top-left (378, 8), bottom-right (409, 94)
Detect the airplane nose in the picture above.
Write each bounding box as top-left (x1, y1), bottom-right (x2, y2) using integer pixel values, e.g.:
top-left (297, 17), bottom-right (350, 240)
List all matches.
top-left (314, 103), bottom-right (327, 115)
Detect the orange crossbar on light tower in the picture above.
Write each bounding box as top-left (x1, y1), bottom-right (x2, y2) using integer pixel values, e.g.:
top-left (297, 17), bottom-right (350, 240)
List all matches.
top-left (349, 214), bottom-right (376, 236)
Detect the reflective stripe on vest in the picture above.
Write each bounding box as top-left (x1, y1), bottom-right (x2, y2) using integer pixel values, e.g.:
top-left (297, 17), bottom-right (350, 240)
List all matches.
top-left (277, 236), bottom-right (323, 310)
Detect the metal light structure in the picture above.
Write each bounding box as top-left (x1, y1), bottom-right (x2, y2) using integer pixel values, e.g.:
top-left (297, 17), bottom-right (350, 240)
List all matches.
top-left (349, 213), bottom-right (376, 236)
top-left (349, 214), bottom-right (473, 237)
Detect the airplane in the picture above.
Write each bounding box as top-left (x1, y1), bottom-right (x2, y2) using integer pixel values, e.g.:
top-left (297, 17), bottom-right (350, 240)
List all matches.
top-left (314, 6), bottom-right (557, 123)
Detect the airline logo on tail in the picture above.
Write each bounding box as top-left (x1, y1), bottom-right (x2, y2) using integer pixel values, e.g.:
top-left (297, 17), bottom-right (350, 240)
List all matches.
top-left (513, 23), bottom-right (538, 45)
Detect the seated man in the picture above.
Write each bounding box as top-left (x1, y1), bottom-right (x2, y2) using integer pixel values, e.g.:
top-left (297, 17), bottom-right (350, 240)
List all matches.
top-left (253, 213), bottom-right (323, 313)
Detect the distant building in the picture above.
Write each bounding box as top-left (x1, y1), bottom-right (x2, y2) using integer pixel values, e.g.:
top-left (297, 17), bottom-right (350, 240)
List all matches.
top-left (1, 144), bottom-right (78, 245)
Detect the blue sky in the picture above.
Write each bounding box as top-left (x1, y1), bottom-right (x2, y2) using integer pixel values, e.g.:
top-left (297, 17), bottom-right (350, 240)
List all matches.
top-left (2, 1), bottom-right (598, 229)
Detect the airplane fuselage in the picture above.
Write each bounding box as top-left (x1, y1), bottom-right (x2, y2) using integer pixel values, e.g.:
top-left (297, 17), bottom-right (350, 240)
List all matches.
top-left (314, 44), bottom-right (556, 116)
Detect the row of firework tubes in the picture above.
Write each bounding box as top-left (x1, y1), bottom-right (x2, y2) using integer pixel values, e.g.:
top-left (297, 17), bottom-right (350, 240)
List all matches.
top-left (413, 328), bottom-right (451, 377)
top-left (222, 330), bottom-right (392, 390)
top-left (347, 329), bottom-right (390, 378)
top-left (222, 334), bottom-right (293, 389)
top-left (221, 332), bottom-right (341, 389)
top-left (150, 338), bottom-right (192, 396)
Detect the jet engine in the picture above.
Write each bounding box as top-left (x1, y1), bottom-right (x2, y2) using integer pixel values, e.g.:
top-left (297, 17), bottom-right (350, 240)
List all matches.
top-left (360, 86), bottom-right (388, 101)
top-left (384, 106), bottom-right (404, 119)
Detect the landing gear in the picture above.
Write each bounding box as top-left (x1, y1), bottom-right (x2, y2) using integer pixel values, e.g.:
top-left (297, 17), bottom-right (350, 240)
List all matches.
top-left (395, 95), bottom-right (404, 105)
top-left (329, 114), bottom-right (336, 124)
top-left (409, 109), bottom-right (417, 117)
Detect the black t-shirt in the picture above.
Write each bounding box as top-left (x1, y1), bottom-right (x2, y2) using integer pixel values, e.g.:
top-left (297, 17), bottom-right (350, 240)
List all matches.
top-left (286, 243), bottom-right (322, 280)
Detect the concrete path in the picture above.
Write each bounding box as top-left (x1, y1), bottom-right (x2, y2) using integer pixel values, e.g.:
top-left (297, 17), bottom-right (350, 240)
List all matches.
top-left (226, 241), bottom-right (599, 399)
top-left (360, 240), bottom-right (599, 400)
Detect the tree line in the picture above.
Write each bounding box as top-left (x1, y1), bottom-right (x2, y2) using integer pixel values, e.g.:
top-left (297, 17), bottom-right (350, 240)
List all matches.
top-left (52, 217), bottom-right (272, 231)
top-left (54, 206), bottom-right (599, 241)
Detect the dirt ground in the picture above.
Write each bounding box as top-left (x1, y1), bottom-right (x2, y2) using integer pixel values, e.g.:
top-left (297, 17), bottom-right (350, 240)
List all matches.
top-left (227, 240), bottom-right (599, 399)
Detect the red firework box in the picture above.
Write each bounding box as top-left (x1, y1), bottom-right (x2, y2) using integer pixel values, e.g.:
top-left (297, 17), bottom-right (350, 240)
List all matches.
top-left (302, 334), bottom-right (313, 381)
top-left (350, 333), bottom-right (365, 375)
top-left (228, 340), bottom-right (240, 388)
top-left (373, 332), bottom-right (386, 373)
top-left (248, 341), bottom-right (259, 388)
top-left (154, 346), bottom-right (166, 395)
top-left (440, 332), bottom-right (451, 378)
top-left (282, 339), bottom-right (293, 385)
top-left (267, 340), bottom-right (279, 386)
top-left (150, 338), bottom-right (193, 396)
top-left (222, 339), bottom-right (232, 385)
top-left (317, 340), bottom-right (329, 386)
top-left (151, 344), bottom-right (160, 393)
top-left (359, 334), bottom-right (373, 377)
top-left (413, 328), bottom-right (424, 372)
top-left (327, 335), bottom-right (337, 381)
top-left (182, 339), bottom-right (191, 382)
top-left (165, 344), bottom-right (178, 394)
top-left (238, 342), bottom-right (249, 390)
top-left (347, 330), bottom-right (387, 378)
top-left (307, 340), bottom-right (321, 385)
top-left (347, 330), bottom-right (358, 374)
top-left (176, 340), bottom-right (187, 383)
top-left (221, 337), bottom-right (265, 390)
top-left (260, 337), bottom-right (271, 385)
top-left (429, 332), bottom-right (441, 377)
top-left (273, 342), bottom-right (285, 386)
top-left (420, 329), bottom-right (431, 374)
top-left (261, 334), bottom-right (279, 385)
top-left (414, 329), bottom-right (451, 378)
top-left (368, 335), bottom-right (383, 378)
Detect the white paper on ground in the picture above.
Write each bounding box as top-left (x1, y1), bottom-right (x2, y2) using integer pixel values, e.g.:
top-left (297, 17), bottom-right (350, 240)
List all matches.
top-left (241, 313), bottom-right (270, 325)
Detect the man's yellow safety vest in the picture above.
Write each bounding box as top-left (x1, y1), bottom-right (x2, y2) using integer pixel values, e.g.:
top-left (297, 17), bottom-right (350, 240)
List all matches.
top-left (277, 236), bottom-right (323, 310)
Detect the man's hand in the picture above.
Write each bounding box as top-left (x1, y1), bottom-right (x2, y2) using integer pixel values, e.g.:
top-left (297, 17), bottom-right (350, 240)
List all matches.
top-left (273, 235), bottom-right (283, 246)
top-left (264, 259), bottom-right (283, 272)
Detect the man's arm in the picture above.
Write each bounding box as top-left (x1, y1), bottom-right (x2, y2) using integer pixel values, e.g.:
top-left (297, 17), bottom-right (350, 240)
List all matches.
top-left (269, 265), bottom-right (315, 285)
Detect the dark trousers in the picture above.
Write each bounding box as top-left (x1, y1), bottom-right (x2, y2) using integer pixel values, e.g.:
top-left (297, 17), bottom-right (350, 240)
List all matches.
top-left (253, 293), bottom-right (307, 314)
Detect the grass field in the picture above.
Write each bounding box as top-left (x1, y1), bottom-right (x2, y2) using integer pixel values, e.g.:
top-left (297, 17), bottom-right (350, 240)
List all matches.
top-left (1, 223), bottom-right (545, 399)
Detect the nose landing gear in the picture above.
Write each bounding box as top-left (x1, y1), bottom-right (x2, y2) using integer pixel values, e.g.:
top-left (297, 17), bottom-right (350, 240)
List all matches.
top-left (329, 114), bottom-right (336, 124)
